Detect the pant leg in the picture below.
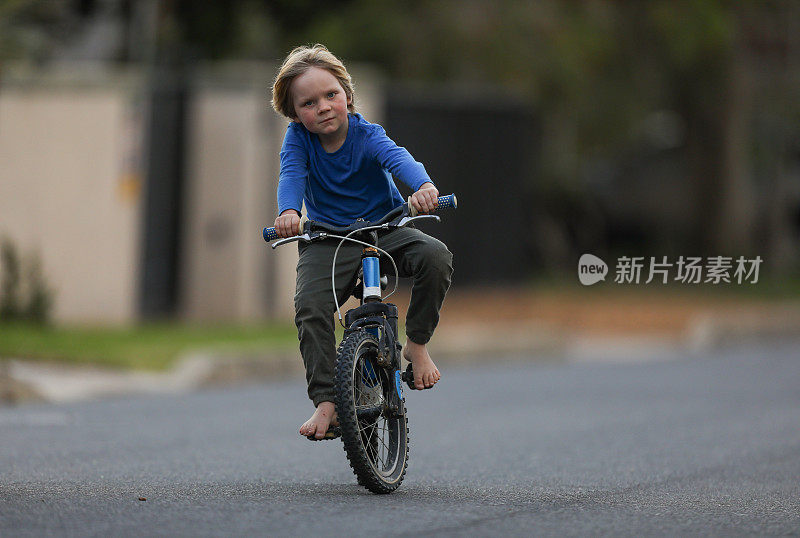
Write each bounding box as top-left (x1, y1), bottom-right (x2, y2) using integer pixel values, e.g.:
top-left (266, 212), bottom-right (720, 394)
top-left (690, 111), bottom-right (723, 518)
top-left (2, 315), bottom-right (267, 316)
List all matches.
top-left (379, 227), bottom-right (454, 345)
top-left (294, 239), bottom-right (361, 407)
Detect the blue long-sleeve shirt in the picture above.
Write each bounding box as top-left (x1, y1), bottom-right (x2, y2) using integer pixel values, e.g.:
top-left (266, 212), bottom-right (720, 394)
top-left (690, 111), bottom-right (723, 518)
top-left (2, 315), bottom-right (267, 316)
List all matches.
top-left (277, 113), bottom-right (432, 226)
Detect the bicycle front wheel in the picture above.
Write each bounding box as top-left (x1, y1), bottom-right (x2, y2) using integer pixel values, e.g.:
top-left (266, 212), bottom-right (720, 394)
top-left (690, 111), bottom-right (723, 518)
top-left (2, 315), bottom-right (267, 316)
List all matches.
top-left (335, 330), bottom-right (408, 494)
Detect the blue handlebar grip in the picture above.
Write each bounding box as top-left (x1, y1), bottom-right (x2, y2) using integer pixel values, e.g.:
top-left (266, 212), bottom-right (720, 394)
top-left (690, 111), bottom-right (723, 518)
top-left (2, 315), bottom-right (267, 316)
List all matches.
top-left (263, 227), bottom-right (279, 242)
top-left (437, 194), bottom-right (457, 210)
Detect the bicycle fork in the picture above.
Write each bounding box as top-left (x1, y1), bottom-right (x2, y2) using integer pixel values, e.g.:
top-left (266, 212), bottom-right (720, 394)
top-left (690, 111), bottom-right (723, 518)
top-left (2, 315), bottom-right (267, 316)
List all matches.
top-left (353, 245), bottom-right (419, 400)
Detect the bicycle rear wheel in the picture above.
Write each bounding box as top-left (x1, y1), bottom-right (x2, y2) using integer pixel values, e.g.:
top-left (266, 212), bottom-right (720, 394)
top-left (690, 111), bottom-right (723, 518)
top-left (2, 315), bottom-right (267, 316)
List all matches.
top-left (335, 330), bottom-right (408, 494)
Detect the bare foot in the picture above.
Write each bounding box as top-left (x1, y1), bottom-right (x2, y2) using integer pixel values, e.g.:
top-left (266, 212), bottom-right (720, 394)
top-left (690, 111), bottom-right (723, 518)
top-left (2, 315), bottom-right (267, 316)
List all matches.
top-left (299, 401), bottom-right (338, 440)
top-left (402, 340), bottom-right (441, 390)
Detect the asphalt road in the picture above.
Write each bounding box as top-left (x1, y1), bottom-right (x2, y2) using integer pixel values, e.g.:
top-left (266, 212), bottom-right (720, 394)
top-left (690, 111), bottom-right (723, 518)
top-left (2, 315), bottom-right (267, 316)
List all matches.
top-left (2, 340), bottom-right (799, 536)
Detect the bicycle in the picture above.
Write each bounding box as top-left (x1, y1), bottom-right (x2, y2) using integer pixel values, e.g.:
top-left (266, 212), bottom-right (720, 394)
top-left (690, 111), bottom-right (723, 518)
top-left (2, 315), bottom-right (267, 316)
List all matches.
top-left (262, 193), bottom-right (457, 493)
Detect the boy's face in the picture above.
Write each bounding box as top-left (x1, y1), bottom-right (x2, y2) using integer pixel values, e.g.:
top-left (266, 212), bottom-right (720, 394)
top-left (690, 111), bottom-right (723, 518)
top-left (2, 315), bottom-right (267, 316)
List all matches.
top-left (290, 66), bottom-right (351, 144)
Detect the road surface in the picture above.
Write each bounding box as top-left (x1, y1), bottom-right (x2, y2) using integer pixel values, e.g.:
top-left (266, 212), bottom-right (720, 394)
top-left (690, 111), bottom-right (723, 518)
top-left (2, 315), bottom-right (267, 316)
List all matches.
top-left (2, 340), bottom-right (799, 536)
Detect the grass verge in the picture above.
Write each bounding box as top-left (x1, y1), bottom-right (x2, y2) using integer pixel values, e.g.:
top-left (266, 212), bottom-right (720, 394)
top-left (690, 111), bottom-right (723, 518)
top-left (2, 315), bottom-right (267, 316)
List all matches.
top-left (0, 322), bottom-right (298, 371)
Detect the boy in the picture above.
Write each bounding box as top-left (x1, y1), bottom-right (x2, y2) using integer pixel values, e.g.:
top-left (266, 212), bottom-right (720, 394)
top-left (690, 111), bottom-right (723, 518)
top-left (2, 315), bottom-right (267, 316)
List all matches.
top-left (271, 44), bottom-right (453, 440)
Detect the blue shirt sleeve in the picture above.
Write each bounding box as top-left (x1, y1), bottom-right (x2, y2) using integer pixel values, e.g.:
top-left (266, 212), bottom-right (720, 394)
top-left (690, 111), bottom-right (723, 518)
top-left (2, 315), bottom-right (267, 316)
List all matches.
top-left (365, 124), bottom-right (433, 192)
top-left (277, 123), bottom-right (307, 215)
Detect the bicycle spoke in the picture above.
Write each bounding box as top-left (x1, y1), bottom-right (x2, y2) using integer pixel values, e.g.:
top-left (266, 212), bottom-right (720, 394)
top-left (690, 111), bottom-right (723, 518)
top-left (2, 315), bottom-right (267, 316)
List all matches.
top-left (367, 428), bottom-right (378, 463)
top-left (378, 421), bottom-right (390, 465)
top-left (363, 421), bottom-right (380, 463)
top-left (355, 374), bottom-right (394, 472)
top-left (337, 332), bottom-right (408, 490)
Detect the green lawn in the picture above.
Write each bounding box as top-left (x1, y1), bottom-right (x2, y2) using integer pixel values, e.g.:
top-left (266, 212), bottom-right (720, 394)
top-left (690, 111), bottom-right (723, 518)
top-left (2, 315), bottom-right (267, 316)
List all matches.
top-left (0, 322), bottom-right (298, 371)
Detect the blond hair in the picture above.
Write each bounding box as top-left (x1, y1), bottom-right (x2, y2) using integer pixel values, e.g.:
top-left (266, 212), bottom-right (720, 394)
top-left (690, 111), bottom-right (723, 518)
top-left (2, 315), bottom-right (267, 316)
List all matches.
top-left (271, 44), bottom-right (356, 119)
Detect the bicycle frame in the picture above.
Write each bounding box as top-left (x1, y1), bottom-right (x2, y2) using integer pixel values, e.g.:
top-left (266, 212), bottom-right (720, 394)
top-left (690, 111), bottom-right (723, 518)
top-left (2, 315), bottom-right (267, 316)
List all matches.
top-left (361, 247), bottom-right (382, 302)
top-left (263, 194), bottom-right (457, 391)
top-left (261, 195), bottom-right (456, 493)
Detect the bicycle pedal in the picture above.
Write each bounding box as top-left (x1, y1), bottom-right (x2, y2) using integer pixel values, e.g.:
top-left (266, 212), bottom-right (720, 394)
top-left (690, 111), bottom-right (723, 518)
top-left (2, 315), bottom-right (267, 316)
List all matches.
top-left (401, 363), bottom-right (437, 390)
top-left (401, 364), bottom-right (418, 390)
top-left (305, 425), bottom-right (341, 441)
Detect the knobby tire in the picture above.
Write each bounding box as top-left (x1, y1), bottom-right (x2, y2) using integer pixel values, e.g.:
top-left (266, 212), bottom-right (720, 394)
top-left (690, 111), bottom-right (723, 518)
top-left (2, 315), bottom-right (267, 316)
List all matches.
top-left (335, 330), bottom-right (408, 494)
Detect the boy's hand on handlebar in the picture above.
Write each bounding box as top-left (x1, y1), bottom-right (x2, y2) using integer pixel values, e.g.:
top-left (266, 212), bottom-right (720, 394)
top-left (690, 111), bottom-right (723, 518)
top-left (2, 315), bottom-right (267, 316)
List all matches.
top-left (275, 210), bottom-right (301, 238)
top-left (410, 183), bottom-right (439, 214)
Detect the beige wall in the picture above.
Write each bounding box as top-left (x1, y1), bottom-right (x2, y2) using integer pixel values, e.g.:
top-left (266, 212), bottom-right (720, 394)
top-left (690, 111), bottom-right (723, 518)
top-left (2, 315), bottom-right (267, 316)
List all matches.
top-left (0, 63), bottom-right (384, 325)
top-left (0, 75), bottom-right (144, 324)
top-left (181, 63), bottom-right (384, 323)
top-left (180, 86), bottom-right (288, 320)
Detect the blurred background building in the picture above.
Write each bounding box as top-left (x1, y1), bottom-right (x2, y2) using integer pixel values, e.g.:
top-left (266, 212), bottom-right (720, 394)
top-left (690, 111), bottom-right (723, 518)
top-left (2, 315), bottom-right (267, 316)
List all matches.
top-left (1, 0), bottom-right (798, 324)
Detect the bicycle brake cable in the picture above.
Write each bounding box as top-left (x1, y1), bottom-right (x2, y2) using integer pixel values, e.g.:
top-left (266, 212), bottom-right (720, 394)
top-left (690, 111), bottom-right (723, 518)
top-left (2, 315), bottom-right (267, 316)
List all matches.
top-left (328, 226), bottom-right (400, 328)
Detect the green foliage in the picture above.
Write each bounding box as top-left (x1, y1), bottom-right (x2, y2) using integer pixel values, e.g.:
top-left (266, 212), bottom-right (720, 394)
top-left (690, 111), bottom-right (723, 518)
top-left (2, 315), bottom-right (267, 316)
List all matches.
top-left (0, 322), bottom-right (297, 370)
top-left (2, 0), bottom-right (796, 267)
top-left (260, 0), bottom-right (748, 159)
top-left (0, 0), bottom-right (74, 62)
top-left (0, 238), bottom-right (21, 320)
top-left (0, 237), bottom-right (54, 325)
top-left (24, 253), bottom-right (53, 324)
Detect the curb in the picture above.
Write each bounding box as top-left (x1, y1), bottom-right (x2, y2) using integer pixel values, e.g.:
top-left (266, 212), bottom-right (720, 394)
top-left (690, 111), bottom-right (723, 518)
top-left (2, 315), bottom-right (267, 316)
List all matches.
top-left (2, 309), bottom-right (799, 406)
top-left (1, 350), bottom-right (303, 406)
top-left (686, 305), bottom-right (800, 351)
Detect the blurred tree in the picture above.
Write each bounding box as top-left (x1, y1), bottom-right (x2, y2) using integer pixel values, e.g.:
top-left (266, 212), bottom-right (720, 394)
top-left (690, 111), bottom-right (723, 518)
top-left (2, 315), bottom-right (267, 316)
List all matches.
top-left (0, 238), bottom-right (21, 321)
top-left (2, 0), bottom-right (797, 271)
top-left (278, 0), bottom-right (796, 265)
top-left (0, 238), bottom-right (52, 324)
top-left (0, 0), bottom-right (77, 63)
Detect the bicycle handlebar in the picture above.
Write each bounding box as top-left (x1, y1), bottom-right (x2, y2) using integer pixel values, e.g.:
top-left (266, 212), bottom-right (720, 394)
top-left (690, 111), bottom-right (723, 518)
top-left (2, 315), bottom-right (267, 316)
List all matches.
top-left (262, 193), bottom-right (457, 244)
top-left (408, 193), bottom-right (457, 216)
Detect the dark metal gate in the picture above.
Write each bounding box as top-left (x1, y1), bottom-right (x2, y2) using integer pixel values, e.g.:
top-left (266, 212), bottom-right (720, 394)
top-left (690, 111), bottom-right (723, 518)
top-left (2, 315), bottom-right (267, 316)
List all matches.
top-left (385, 88), bottom-right (540, 285)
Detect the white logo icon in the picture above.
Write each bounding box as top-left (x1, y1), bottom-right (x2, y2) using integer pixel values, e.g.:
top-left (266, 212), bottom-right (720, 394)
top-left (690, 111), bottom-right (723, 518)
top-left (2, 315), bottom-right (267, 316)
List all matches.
top-left (578, 254), bottom-right (608, 286)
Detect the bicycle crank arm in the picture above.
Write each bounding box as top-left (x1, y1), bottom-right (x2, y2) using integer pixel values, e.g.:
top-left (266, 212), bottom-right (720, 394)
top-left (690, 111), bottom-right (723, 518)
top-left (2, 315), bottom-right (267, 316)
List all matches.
top-left (400, 363), bottom-right (432, 390)
top-left (356, 405), bottom-right (383, 422)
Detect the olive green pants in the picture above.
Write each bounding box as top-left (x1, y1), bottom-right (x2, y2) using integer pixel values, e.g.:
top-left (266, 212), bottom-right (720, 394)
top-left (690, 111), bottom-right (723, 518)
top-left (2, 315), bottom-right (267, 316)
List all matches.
top-left (294, 227), bottom-right (453, 406)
